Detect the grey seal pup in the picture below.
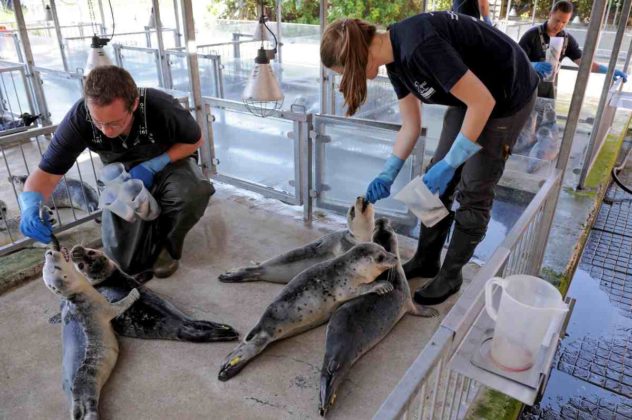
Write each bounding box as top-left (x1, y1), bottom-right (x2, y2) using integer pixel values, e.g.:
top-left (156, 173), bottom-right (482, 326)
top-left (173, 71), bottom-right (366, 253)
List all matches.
top-left (70, 245), bottom-right (239, 342)
top-left (43, 247), bottom-right (139, 420)
top-left (319, 218), bottom-right (439, 417)
top-left (10, 174), bottom-right (99, 214)
top-left (219, 196), bottom-right (375, 283)
top-left (218, 242), bottom-right (398, 381)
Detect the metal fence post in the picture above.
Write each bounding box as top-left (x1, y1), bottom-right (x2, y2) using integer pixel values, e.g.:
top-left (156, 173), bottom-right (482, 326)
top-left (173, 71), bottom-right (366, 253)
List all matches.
top-left (180, 0), bottom-right (215, 178)
top-left (13, 0), bottom-right (51, 126)
top-left (577, 0), bottom-right (632, 189)
top-left (112, 43), bottom-right (123, 67)
top-left (173, 0), bottom-right (182, 48)
top-left (151, 0), bottom-right (173, 89)
top-left (319, 0), bottom-right (328, 114)
top-left (275, 0), bottom-right (282, 64)
top-left (144, 26), bottom-right (152, 48)
top-left (232, 32), bottom-right (241, 59)
top-left (49, 0), bottom-right (69, 72)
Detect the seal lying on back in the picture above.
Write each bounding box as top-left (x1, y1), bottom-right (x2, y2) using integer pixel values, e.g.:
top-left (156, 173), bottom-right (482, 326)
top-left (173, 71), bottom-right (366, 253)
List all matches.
top-left (218, 242), bottom-right (398, 381)
top-left (70, 245), bottom-right (239, 342)
top-left (42, 247), bottom-right (139, 420)
top-left (219, 196), bottom-right (375, 283)
top-left (319, 218), bottom-right (439, 417)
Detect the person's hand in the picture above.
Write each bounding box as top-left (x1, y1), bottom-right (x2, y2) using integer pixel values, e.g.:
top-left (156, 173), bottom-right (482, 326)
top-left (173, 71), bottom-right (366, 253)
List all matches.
top-left (365, 154), bottom-right (405, 204)
top-left (18, 191), bottom-right (52, 243)
top-left (483, 15), bottom-right (493, 26)
top-left (614, 69), bottom-right (628, 83)
top-left (531, 62), bottom-right (552, 79)
top-left (129, 153), bottom-right (171, 189)
top-left (422, 133), bottom-right (482, 195)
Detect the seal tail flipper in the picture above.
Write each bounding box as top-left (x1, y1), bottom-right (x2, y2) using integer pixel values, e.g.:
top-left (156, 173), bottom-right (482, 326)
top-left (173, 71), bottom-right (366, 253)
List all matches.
top-left (218, 327), bottom-right (271, 381)
top-left (218, 265), bottom-right (264, 283)
top-left (319, 359), bottom-right (342, 417)
top-left (410, 302), bottom-right (440, 318)
top-left (72, 396), bottom-right (98, 420)
top-left (177, 320), bottom-right (239, 342)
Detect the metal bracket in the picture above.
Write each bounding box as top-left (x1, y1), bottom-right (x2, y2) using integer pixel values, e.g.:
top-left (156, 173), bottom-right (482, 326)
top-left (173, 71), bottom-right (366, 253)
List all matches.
top-left (309, 189), bottom-right (320, 198)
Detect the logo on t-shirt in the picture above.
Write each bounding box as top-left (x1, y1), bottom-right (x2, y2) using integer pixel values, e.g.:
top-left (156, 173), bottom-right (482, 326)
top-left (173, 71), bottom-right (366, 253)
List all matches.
top-left (414, 81), bottom-right (436, 99)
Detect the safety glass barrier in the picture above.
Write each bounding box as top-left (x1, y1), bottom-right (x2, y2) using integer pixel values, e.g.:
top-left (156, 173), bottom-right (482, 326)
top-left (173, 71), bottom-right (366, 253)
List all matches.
top-left (0, 64), bottom-right (36, 125)
top-left (202, 97), bottom-right (311, 211)
top-left (24, 28), bottom-right (65, 71)
top-left (112, 44), bottom-right (161, 88)
top-left (327, 73), bottom-right (399, 121)
top-left (0, 33), bottom-right (23, 63)
top-left (0, 126), bottom-right (103, 256)
top-left (313, 114), bottom-right (424, 226)
top-left (36, 67), bottom-right (83, 124)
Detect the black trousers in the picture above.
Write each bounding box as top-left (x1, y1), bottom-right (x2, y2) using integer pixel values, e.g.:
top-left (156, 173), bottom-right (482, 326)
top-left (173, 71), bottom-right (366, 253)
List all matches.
top-left (101, 157), bottom-right (214, 275)
top-left (429, 92), bottom-right (537, 240)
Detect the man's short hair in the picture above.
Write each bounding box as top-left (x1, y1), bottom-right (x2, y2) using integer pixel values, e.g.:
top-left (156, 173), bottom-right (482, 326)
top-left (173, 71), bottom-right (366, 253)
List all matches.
top-left (83, 66), bottom-right (138, 111)
top-left (551, 0), bottom-right (574, 14)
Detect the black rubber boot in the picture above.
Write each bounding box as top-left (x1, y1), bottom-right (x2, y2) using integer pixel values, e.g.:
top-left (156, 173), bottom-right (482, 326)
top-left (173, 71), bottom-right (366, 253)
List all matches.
top-left (403, 212), bottom-right (454, 280)
top-left (414, 228), bottom-right (482, 305)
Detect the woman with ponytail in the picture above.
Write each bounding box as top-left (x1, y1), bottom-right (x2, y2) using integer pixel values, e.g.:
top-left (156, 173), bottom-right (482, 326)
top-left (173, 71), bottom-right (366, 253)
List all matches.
top-left (321, 12), bottom-right (538, 305)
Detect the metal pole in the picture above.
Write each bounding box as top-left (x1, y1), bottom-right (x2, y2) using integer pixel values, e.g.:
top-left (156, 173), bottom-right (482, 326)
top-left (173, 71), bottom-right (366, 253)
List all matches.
top-left (319, 0), bottom-right (328, 114)
top-left (505, 0), bottom-right (511, 22)
top-left (531, 0), bottom-right (538, 24)
top-left (13, 0), bottom-right (51, 126)
top-left (276, 0), bottom-right (282, 64)
top-left (604, 0), bottom-right (611, 30)
top-left (49, 0), bottom-right (69, 72)
top-left (577, 0), bottom-right (632, 189)
top-left (180, 0), bottom-right (216, 177)
top-left (97, 0), bottom-right (107, 35)
top-left (173, 0), bottom-right (182, 48)
top-left (151, 0), bottom-right (173, 89)
top-left (531, 0), bottom-right (608, 270)
top-left (614, 1), bottom-right (621, 27)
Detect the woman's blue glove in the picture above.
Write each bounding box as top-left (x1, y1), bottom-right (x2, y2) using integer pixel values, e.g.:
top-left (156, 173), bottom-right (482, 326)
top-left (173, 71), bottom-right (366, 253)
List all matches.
top-left (365, 154), bottom-right (405, 203)
top-left (531, 62), bottom-right (552, 79)
top-left (483, 16), bottom-right (493, 26)
top-left (129, 153), bottom-right (171, 189)
top-left (18, 191), bottom-right (52, 243)
top-left (423, 133), bottom-right (482, 195)
top-left (598, 64), bottom-right (628, 82)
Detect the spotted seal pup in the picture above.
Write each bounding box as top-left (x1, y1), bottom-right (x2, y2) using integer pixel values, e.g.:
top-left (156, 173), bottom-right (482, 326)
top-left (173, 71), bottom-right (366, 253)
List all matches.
top-left (42, 247), bottom-right (139, 420)
top-left (218, 242), bottom-right (398, 381)
top-left (9, 175), bottom-right (99, 214)
top-left (219, 196), bottom-right (375, 283)
top-left (69, 245), bottom-right (239, 342)
top-left (319, 218), bottom-right (439, 416)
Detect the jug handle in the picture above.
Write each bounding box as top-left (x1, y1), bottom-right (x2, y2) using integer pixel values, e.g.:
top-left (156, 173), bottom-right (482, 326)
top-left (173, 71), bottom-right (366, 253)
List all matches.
top-left (484, 277), bottom-right (505, 321)
top-left (542, 306), bottom-right (569, 347)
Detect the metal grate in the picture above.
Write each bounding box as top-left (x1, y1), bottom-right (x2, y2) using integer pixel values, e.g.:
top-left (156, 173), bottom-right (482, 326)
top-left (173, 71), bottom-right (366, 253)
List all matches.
top-left (556, 332), bottom-right (632, 399)
top-left (524, 394), bottom-right (632, 419)
top-left (581, 266), bottom-right (632, 316)
top-left (580, 230), bottom-right (632, 276)
top-left (594, 201), bottom-right (632, 238)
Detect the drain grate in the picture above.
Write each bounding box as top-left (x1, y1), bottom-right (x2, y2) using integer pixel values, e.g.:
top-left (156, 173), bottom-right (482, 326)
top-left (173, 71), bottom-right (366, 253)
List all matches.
top-left (594, 201), bottom-right (632, 238)
top-left (580, 230), bottom-right (632, 276)
top-left (581, 266), bottom-right (632, 317)
top-left (605, 183), bottom-right (632, 203)
top-left (524, 394), bottom-right (632, 419)
top-left (556, 334), bottom-right (632, 399)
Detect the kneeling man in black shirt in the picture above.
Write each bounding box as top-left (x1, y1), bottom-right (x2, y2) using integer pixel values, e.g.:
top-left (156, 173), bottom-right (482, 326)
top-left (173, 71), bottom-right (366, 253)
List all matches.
top-left (19, 66), bottom-right (214, 279)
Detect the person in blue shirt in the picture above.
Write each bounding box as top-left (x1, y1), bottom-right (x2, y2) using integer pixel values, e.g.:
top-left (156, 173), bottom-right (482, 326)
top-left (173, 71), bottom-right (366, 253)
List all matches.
top-left (452, 0), bottom-right (493, 25)
top-left (519, 0), bottom-right (627, 98)
top-left (321, 12), bottom-right (538, 305)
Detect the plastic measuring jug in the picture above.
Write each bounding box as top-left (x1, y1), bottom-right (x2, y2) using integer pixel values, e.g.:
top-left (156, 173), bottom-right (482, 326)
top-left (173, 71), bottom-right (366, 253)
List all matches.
top-left (485, 274), bottom-right (568, 371)
top-left (393, 176), bottom-right (449, 227)
top-left (99, 162), bottom-right (131, 187)
top-left (544, 37), bottom-right (564, 82)
top-left (98, 186), bottom-right (136, 223)
top-left (119, 179), bottom-right (161, 221)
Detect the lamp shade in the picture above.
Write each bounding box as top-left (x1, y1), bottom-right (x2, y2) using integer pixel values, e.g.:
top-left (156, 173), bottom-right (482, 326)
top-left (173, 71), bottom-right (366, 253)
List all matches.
top-left (242, 62), bottom-right (283, 103)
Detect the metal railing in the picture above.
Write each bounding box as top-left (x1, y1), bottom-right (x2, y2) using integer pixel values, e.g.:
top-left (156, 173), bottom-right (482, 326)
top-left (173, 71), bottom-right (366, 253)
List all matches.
top-left (0, 64), bottom-right (35, 120)
top-left (374, 168), bottom-right (564, 419)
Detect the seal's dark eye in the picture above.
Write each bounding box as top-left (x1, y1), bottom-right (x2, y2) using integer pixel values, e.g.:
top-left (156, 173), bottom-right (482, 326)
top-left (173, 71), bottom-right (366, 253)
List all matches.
top-left (349, 206), bottom-right (355, 218)
top-left (78, 263), bottom-right (84, 270)
top-left (376, 255), bottom-right (385, 263)
top-left (88, 250), bottom-right (95, 256)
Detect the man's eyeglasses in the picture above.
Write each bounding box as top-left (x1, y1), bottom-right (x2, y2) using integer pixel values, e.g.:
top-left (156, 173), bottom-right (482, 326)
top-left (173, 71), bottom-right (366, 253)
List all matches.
top-left (90, 112), bottom-right (132, 130)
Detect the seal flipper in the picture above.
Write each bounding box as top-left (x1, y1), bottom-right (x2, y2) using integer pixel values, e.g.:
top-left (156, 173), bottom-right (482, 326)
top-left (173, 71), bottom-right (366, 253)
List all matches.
top-left (218, 265), bottom-right (264, 283)
top-left (177, 320), bottom-right (239, 342)
top-left (319, 359), bottom-right (342, 417)
top-left (72, 393), bottom-right (98, 420)
top-left (410, 302), bottom-right (439, 318)
top-left (49, 312), bottom-right (62, 324)
top-left (218, 326), bottom-right (273, 381)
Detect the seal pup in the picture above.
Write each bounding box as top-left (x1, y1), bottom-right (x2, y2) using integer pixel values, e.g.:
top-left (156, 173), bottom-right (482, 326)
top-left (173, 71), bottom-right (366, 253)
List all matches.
top-left (70, 245), bottom-right (239, 342)
top-left (42, 247), bottom-right (139, 420)
top-left (319, 218), bottom-right (439, 417)
top-left (219, 196), bottom-right (375, 283)
top-left (10, 175), bottom-right (99, 214)
top-left (218, 242), bottom-right (398, 381)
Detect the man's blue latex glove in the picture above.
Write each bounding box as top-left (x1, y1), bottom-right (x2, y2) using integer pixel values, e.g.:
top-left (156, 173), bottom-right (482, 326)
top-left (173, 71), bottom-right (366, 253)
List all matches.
top-left (128, 153), bottom-right (171, 189)
top-left (483, 16), bottom-right (493, 26)
top-left (423, 133), bottom-right (482, 195)
top-left (365, 154), bottom-right (405, 203)
top-left (597, 64), bottom-right (628, 82)
top-left (18, 191), bottom-right (52, 243)
top-left (531, 61), bottom-right (552, 79)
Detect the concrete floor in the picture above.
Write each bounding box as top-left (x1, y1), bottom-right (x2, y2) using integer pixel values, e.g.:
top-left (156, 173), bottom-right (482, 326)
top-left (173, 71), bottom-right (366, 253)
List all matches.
top-left (0, 184), bottom-right (480, 420)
